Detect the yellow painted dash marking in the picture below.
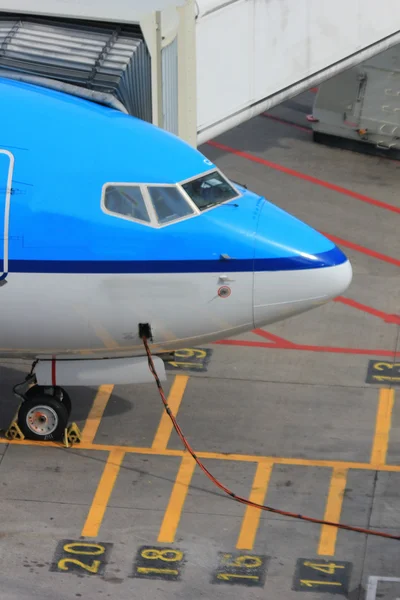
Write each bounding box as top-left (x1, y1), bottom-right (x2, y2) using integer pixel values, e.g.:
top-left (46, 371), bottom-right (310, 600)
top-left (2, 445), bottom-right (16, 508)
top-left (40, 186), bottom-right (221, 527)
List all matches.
top-left (93, 323), bottom-right (120, 350)
top-left (5, 439), bottom-right (400, 474)
top-left (301, 580), bottom-right (341, 587)
top-left (81, 385), bottom-right (114, 444)
top-left (152, 375), bottom-right (189, 450)
top-left (81, 448), bottom-right (125, 537)
top-left (317, 468), bottom-right (348, 556)
top-left (72, 305), bottom-right (120, 350)
top-left (158, 454), bottom-right (196, 543)
top-left (236, 461), bottom-right (273, 549)
top-left (370, 388), bottom-right (395, 467)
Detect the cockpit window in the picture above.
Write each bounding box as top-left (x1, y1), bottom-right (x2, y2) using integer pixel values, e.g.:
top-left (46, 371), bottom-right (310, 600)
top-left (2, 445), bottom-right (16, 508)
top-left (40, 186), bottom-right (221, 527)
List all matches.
top-left (104, 185), bottom-right (151, 223)
top-left (181, 170), bottom-right (239, 211)
top-left (102, 171), bottom-right (238, 228)
top-left (147, 186), bottom-right (194, 224)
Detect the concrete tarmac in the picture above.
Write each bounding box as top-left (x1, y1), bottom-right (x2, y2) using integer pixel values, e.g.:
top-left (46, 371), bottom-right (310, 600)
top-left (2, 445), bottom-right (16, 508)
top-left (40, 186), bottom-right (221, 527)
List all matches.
top-left (0, 91), bottom-right (398, 600)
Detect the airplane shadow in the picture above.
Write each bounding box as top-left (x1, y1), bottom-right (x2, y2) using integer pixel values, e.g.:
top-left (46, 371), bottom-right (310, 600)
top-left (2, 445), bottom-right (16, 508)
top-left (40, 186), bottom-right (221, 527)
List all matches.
top-left (0, 364), bottom-right (231, 501)
top-left (0, 363), bottom-right (133, 432)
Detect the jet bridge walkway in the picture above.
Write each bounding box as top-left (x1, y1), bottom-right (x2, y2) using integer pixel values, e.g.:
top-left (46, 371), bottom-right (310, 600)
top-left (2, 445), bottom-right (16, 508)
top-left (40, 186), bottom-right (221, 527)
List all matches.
top-left (0, 0), bottom-right (399, 148)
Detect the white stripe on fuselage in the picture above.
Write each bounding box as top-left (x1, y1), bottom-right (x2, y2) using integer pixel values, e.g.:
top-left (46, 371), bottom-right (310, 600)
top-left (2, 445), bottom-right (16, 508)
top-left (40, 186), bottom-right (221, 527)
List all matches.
top-left (0, 262), bottom-right (351, 358)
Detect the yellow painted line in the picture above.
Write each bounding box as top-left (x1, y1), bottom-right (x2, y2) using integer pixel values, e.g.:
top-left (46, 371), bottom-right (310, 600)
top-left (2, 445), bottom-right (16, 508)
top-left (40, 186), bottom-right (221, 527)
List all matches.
top-left (236, 460), bottom-right (273, 549)
top-left (4, 439), bottom-right (400, 474)
top-left (370, 388), bottom-right (395, 467)
top-left (158, 454), bottom-right (196, 543)
top-left (92, 324), bottom-right (120, 350)
top-left (152, 375), bottom-right (189, 450)
top-left (81, 448), bottom-right (125, 538)
top-left (72, 305), bottom-right (120, 350)
top-left (317, 468), bottom-right (348, 556)
top-left (81, 385), bottom-right (114, 444)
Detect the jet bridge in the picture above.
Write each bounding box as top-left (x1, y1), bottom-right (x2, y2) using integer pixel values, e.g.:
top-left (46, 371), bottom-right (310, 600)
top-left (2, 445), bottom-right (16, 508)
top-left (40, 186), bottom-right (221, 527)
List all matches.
top-left (0, 0), bottom-right (399, 148)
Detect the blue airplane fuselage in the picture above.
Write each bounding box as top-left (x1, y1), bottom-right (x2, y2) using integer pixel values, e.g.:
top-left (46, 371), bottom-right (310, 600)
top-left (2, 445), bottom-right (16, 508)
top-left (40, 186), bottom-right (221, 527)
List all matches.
top-left (0, 77), bottom-right (352, 358)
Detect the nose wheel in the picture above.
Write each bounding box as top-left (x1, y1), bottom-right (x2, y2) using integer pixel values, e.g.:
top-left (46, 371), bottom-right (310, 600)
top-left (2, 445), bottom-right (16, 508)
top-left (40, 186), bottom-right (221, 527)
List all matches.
top-left (17, 386), bottom-right (71, 441)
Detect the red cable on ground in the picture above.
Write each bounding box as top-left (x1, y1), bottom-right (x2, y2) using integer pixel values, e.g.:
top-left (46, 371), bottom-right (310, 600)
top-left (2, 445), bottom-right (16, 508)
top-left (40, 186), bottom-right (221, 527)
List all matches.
top-left (142, 337), bottom-right (400, 542)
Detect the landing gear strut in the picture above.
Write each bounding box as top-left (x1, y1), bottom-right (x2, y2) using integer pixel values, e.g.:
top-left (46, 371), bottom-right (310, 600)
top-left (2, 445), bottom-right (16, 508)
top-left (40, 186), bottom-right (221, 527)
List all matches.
top-left (8, 371), bottom-right (80, 444)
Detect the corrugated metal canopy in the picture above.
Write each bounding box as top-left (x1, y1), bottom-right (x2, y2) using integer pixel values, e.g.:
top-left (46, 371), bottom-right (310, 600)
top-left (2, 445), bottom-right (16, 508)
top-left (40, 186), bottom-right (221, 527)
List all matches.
top-left (0, 14), bottom-right (152, 121)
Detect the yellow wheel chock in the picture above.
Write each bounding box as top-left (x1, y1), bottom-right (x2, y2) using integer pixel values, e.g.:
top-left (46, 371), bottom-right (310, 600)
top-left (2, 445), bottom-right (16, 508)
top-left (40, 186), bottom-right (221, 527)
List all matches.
top-left (5, 419), bottom-right (25, 441)
top-left (5, 404), bottom-right (24, 441)
top-left (4, 409), bottom-right (82, 446)
top-left (63, 422), bottom-right (82, 447)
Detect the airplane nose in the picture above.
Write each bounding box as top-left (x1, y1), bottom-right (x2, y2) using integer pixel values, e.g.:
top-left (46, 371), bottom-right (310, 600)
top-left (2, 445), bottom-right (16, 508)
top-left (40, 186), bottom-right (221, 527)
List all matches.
top-left (254, 247), bottom-right (353, 327)
top-left (253, 201), bottom-right (353, 327)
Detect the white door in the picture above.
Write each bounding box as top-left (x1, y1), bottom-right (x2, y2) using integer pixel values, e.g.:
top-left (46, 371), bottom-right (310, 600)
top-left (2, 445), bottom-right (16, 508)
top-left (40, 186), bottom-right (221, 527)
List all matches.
top-left (0, 150), bottom-right (14, 283)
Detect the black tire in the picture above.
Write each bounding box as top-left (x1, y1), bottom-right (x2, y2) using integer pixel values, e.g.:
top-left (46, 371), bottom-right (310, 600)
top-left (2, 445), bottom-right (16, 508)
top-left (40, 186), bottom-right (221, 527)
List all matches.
top-left (55, 387), bottom-right (72, 417)
top-left (17, 395), bottom-right (69, 441)
top-left (25, 385), bottom-right (72, 417)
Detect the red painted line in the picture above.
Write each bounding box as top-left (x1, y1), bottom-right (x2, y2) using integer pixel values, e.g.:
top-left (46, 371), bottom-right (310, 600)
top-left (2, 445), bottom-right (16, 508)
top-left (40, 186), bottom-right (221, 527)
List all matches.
top-left (310, 87), bottom-right (318, 93)
top-left (207, 140), bottom-right (400, 215)
top-left (261, 113), bottom-right (312, 133)
top-left (214, 339), bottom-right (396, 357)
top-left (335, 296), bottom-right (400, 325)
top-left (51, 356), bottom-right (56, 386)
top-left (215, 339), bottom-right (276, 348)
top-left (253, 328), bottom-right (296, 346)
top-left (323, 233), bottom-right (400, 268)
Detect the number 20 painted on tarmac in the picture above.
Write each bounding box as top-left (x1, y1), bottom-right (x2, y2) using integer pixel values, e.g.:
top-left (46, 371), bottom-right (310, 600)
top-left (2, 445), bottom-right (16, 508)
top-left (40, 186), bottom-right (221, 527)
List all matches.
top-left (52, 542), bottom-right (353, 592)
top-left (51, 540), bottom-right (113, 575)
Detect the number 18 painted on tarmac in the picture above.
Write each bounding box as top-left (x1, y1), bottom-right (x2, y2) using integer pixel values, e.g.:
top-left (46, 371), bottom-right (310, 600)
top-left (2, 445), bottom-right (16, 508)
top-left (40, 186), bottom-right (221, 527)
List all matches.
top-left (133, 546), bottom-right (185, 581)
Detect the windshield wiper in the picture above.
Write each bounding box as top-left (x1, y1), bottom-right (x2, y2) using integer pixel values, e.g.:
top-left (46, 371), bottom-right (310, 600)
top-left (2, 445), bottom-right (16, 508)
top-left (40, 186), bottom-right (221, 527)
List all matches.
top-left (201, 200), bottom-right (238, 210)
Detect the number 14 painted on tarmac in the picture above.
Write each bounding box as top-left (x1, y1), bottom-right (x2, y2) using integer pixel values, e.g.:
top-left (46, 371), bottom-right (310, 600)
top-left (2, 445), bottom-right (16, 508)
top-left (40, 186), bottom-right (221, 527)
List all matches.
top-left (303, 562), bottom-right (345, 574)
top-left (300, 562), bottom-right (344, 588)
top-left (293, 558), bottom-right (351, 594)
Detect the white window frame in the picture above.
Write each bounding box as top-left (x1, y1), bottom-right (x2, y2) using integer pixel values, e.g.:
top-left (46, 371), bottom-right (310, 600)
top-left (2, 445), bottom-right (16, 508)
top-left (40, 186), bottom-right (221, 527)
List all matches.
top-left (100, 167), bottom-right (242, 228)
top-left (101, 182), bottom-right (156, 228)
top-left (178, 168), bottom-right (241, 214)
top-left (144, 182), bottom-right (199, 226)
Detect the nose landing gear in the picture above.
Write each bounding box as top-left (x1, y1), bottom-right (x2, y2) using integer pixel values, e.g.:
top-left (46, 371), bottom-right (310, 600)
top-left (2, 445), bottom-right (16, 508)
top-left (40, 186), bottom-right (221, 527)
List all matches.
top-left (6, 375), bottom-right (81, 444)
top-left (18, 386), bottom-right (71, 441)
